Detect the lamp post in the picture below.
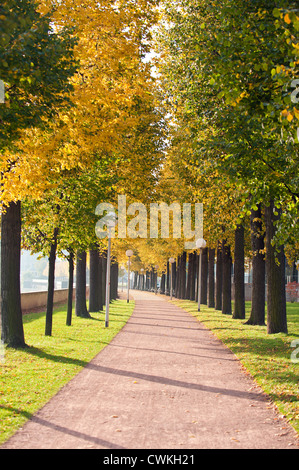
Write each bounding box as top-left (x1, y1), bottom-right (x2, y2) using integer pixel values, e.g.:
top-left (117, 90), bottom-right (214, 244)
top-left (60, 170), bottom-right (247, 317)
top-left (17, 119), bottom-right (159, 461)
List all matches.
top-left (169, 257), bottom-right (175, 300)
top-left (105, 213), bottom-right (117, 328)
top-left (126, 249), bottom-right (133, 303)
top-left (196, 238), bottom-right (206, 312)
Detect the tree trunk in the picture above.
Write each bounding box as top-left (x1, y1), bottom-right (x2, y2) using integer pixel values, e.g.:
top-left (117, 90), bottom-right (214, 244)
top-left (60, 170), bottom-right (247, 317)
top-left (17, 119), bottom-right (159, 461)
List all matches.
top-left (110, 261), bottom-right (118, 300)
top-left (45, 227), bottom-right (59, 336)
top-left (186, 252), bottom-right (192, 300)
top-left (166, 262), bottom-right (170, 295)
top-left (201, 247), bottom-right (208, 304)
top-left (181, 251), bottom-right (187, 299)
top-left (75, 251), bottom-right (90, 318)
top-left (265, 201), bottom-right (287, 334)
top-left (233, 225), bottom-right (245, 319)
top-left (208, 248), bottom-right (215, 308)
top-left (160, 272), bottom-right (165, 294)
top-left (190, 252), bottom-right (196, 301)
top-left (89, 248), bottom-right (102, 312)
top-left (195, 253), bottom-right (199, 302)
top-left (222, 240), bottom-right (232, 315)
top-left (175, 256), bottom-right (180, 297)
top-left (291, 261), bottom-right (298, 283)
top-left (66, 250), bottom-right (74, 326)
top-left (215, 241), bottom-right (223, 310)
top-left (246, 205), bottom-right (265, 325)
top-left (1, 201), bottom-right (26, 348)
top-left (101, 252), bottom-right (107, 305)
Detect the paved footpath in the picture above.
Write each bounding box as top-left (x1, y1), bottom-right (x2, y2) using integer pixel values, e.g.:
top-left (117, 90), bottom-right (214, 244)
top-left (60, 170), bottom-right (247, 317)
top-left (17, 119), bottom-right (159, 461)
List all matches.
top-left (2, 291), bottom-right (298, 449)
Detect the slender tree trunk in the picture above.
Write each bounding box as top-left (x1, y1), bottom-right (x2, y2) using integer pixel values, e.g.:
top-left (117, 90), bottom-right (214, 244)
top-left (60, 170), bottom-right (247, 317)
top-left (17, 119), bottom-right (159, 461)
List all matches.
top-left (195, 253), bottom-right (199, 302)
top-left (172, 261), bottom-right (177, 297)
top-left (186, 252), bottom-right (192, 300)
top-left (233, 225), bottom-right (245, 319)
top-left (222, 240), bottom-right (232, 315)
top-left (75, 251), bottom-right (90, 318)
top-left (189, 252), bottom-right (194, 300)
top-left (1, 201), bottom-right (26, 348)
top-left (98, 255), bottom-right (103, 307)
top-left (89, 248), bottom-right (102, 312)
top-left (201, 247), bottom-right (208, 305)
top-left (291, 261), bottom-right (298, 283)
top-left (160, 272), bottom-right (165, 294)
top-left (265, 201), bottom-right (287, 334)
top-left (45, 227), bottom-right (59, 336)
top-left (190, 252), bottom-right (196, 301)
top-left (246, 205), bottom-right (265, 325)
top-left (166, 262), bottom-right (170, 295)
top-left (175, 256), bottom-right (180, 298)
top-left (181, 251), bottom-right (187, 299)
top-left (66, 250), bottom-right (74, 326)
top-left (208, 248), bottom-right (215, 308)
top-left (110, 261), bottom-right (118, 300)
top-left (101, 252), bottom-right (106, 305)
top-left (215, 241), bottom-right (223, 310)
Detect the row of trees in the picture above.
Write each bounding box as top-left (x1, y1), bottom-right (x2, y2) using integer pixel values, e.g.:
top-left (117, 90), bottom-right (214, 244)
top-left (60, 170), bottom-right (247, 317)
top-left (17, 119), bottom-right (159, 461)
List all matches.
top-left (0, 0), bottom-right (165, 347)
top-left (1, 0), bottom-right (298, 347)
top-left (143, 0), bottom-right (299, 334)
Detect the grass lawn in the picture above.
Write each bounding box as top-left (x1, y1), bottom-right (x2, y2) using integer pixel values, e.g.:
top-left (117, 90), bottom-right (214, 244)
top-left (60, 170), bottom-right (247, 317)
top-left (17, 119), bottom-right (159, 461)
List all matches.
top-left (0, 299), bottom-right (135, 445)
top-left (171, 299), bottom-right (299, 435)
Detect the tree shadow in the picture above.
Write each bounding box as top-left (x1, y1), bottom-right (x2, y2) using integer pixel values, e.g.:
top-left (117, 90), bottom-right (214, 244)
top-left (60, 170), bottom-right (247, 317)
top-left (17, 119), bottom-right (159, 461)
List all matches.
top-left (23, 345), bottom-right (88, 368)
top-left (0, 405), bottom-right (125, 449)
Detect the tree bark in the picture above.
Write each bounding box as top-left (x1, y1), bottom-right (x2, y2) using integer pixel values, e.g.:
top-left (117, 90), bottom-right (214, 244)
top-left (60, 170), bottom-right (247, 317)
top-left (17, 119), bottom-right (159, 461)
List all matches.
top-left (195, 253), bottom-right (199, 302)
top-left (75, 251), bottom-right (90, 318)
top-left (190, 252), bottom-right (196, 301)
top-left (208, 248), bottom-right (215, 308)
top-left (222, 240), bottom-right (232, 315)
top-left (166, 262), bottom-right (170, 295)
top-left (246, 205), bottom-right (265, 325)
top-left (89, 248), bottom-right (102, 312)
top-left (265, 201), bottom-right (287, 334)
top-left (201, 247), bottom-right (208, 304)
top-left (233, 225), bottom-right (245, 319)
top-left (186, 252), bottom-right (192, 300)
top-left (110, 261), bottom-right (118, 300)
top-left (181, 251), bottom-right (187, 299)
top-left (215, 241), bottom-right (223, 310)
top-left (101, 252), bottom-right (106, 305)
top-left (175, 256), bottom-right (180, 298)
top-left (45, 227), bottom-right (59, 336)
top-left (1, 201), bottom-right (26, 348)
top-left (66, 250), bottom-right (74, 326)
top-left (160, 272), bottom-right (165, 294)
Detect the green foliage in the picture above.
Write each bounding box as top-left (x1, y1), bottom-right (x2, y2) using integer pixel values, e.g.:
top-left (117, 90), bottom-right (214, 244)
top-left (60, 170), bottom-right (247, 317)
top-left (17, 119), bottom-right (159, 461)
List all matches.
top-left (0, 0), bottom-right (77, 150)
top-left (157, 0), bottom-right (298, 253)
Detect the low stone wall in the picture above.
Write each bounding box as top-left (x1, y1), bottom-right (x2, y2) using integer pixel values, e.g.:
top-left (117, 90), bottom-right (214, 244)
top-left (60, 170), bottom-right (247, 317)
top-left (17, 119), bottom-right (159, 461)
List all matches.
top-left (21, 287), bottom-right (90, 313)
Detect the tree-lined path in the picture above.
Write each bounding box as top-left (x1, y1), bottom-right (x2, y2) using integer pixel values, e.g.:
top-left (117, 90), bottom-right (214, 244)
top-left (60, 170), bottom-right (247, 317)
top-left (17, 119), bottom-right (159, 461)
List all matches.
top-left (1, 291), bottom-right (298, 449)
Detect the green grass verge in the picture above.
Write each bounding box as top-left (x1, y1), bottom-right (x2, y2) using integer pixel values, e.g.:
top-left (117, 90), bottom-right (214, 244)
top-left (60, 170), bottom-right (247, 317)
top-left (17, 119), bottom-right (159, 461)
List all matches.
top-left (171, 299), bottom-right (299, 435)
top-left (0, 299), bottom-right (135, 445)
